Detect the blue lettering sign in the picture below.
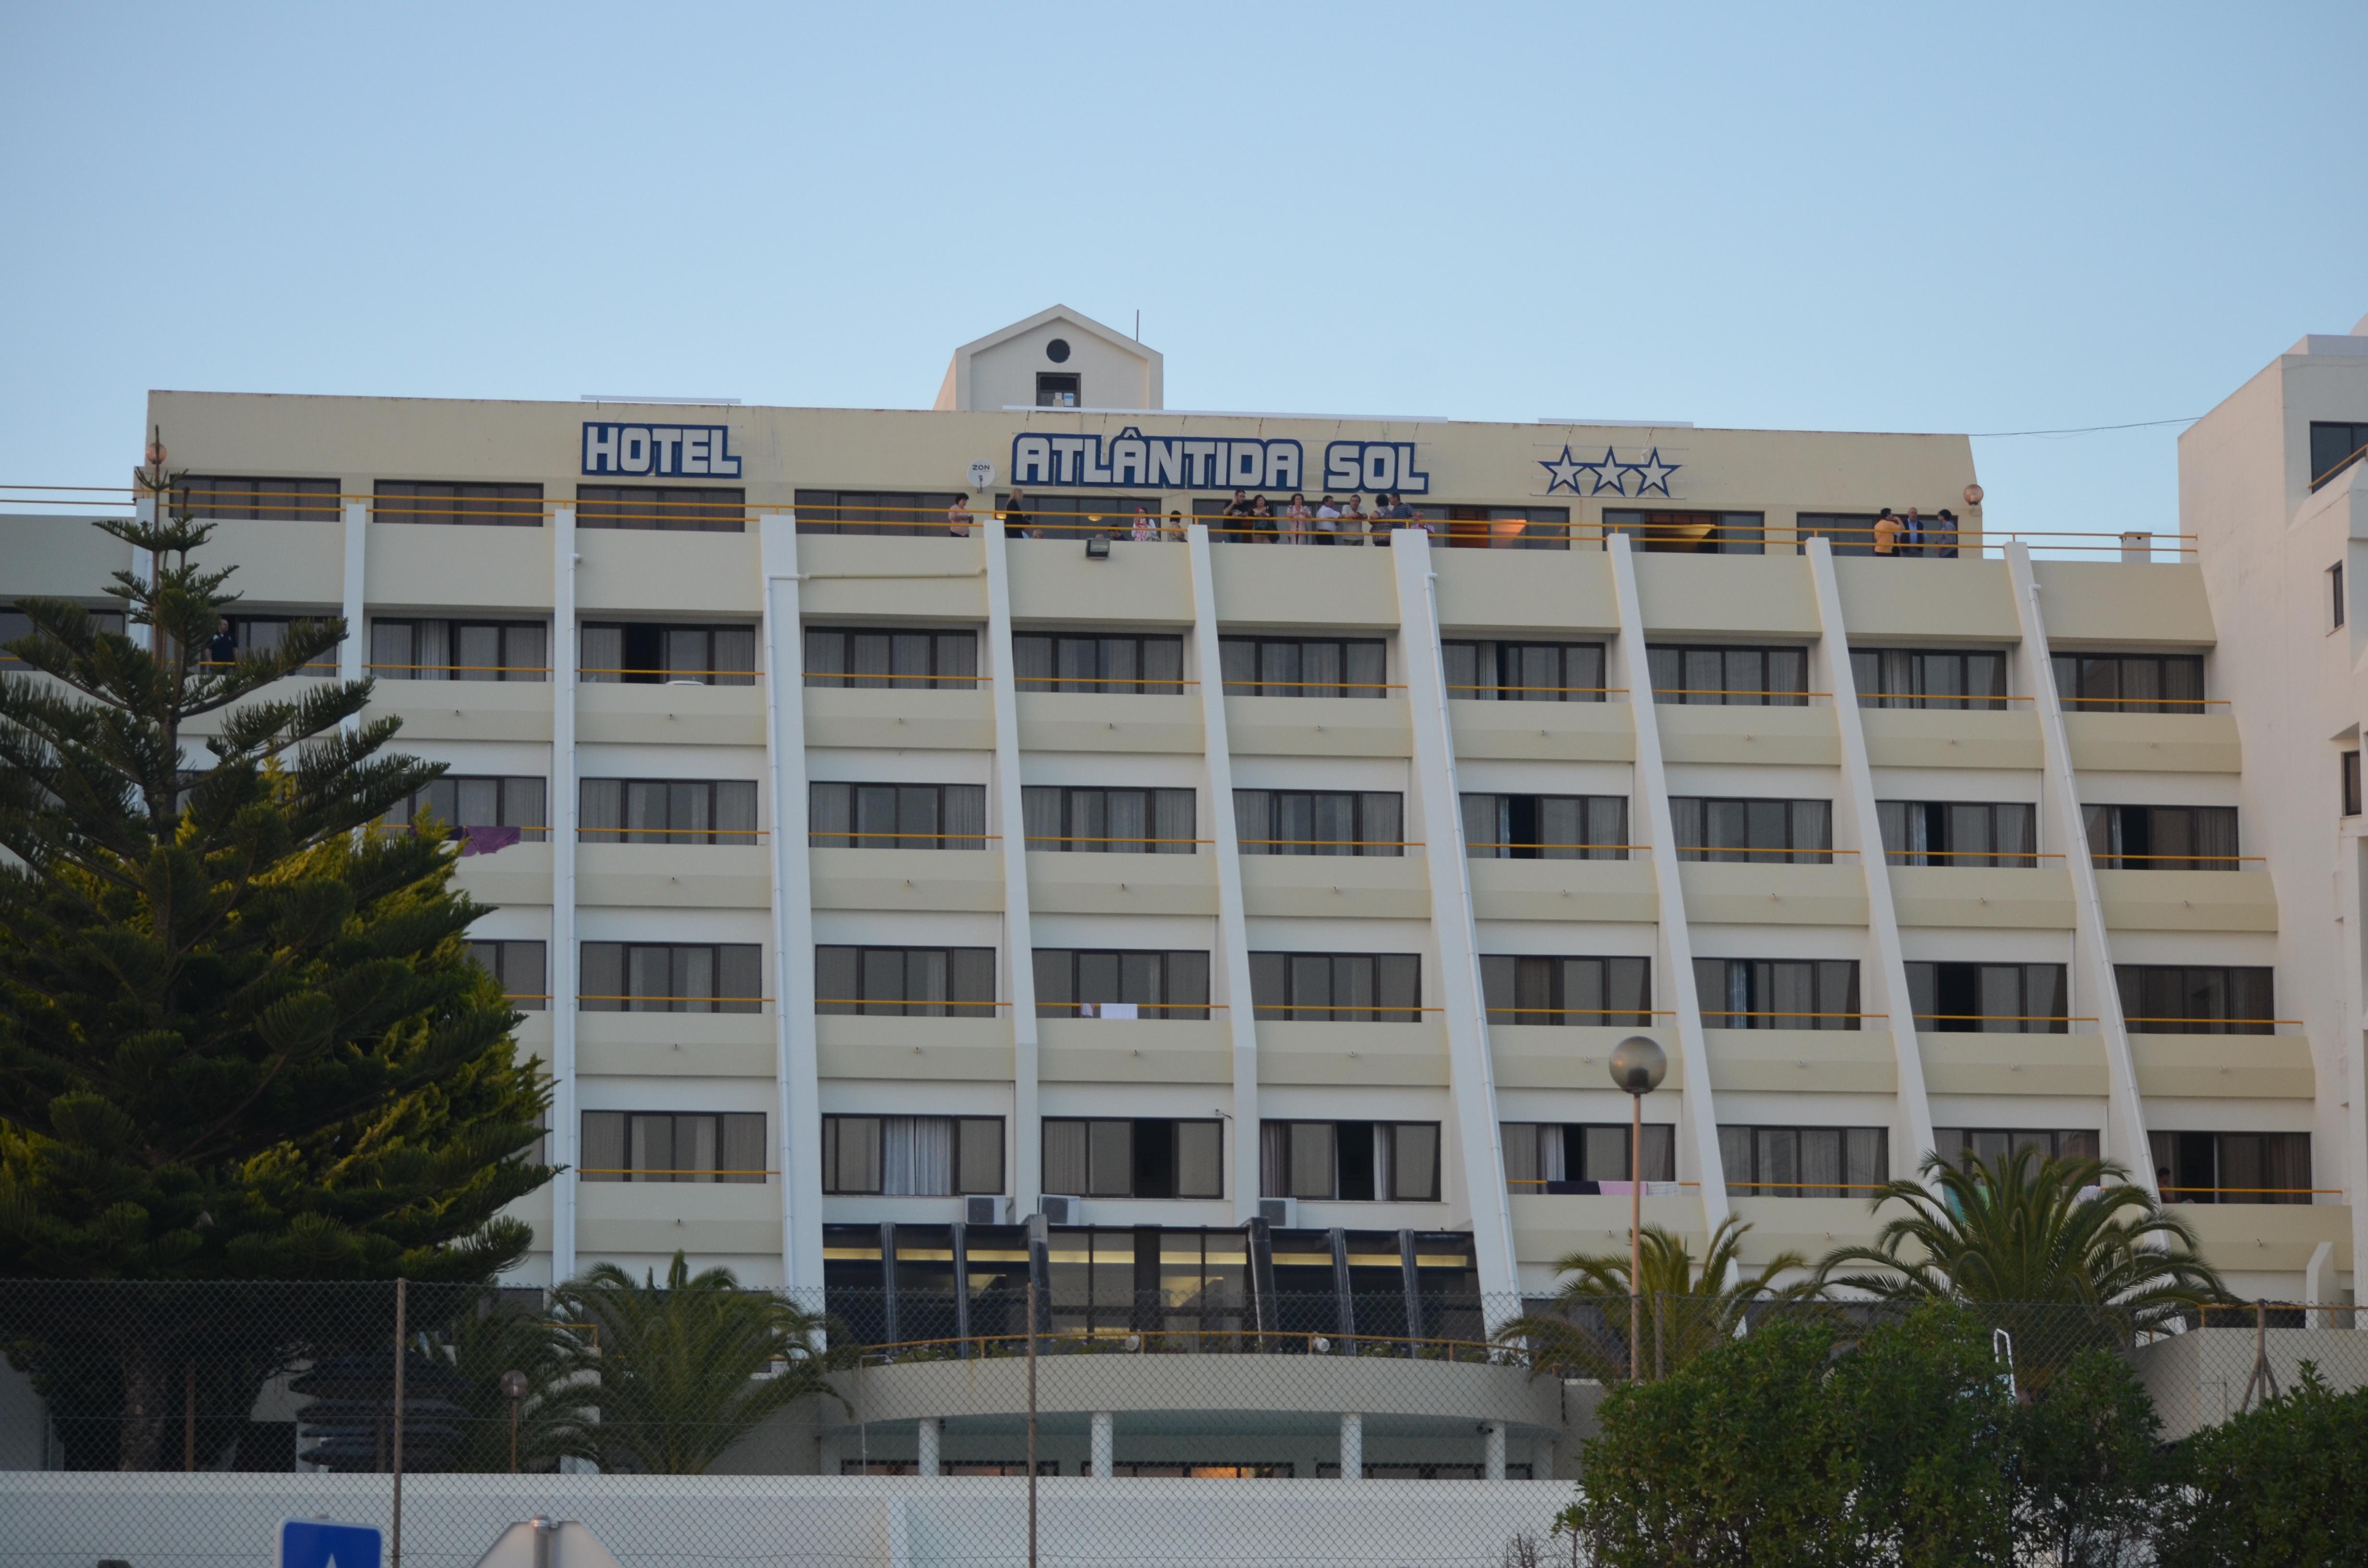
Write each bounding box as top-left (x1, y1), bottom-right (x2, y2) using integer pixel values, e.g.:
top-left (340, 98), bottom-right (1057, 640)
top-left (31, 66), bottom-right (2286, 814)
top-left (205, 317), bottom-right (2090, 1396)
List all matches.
top-left (1011, 427), bottom-right (1304, 492)
top-left (582, 423), bottom-right (743, 478)
top-left (1321, 441), bottom-right (1430, 496)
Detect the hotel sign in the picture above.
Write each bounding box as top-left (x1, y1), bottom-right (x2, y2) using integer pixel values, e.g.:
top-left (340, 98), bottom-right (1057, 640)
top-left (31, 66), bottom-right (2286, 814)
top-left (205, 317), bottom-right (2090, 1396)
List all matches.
top-left (1013, 427), bottom-right (1428, 494)
top-left (581, 422), bottom-right (743, 478)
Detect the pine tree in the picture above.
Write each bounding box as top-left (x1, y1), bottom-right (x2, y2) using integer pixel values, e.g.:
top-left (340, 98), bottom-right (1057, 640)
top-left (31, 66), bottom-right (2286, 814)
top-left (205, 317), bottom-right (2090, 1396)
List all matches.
top-left (0, 502), bottom-right (555, 1468)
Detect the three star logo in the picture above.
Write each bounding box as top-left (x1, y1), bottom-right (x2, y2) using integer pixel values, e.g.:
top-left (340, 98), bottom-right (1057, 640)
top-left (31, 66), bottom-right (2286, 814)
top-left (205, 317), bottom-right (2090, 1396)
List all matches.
top-left (1538, 445), bottom-right (1589, 495)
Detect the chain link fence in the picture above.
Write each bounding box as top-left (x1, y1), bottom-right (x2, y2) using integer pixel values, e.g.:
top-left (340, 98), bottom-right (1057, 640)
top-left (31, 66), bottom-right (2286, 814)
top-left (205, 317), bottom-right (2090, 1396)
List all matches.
top-left (0, 1280), bottom-right (2361, 1567)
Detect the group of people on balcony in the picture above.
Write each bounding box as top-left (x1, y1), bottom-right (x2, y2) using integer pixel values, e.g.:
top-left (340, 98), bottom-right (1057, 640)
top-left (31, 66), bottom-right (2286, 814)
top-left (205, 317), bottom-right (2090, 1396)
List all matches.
top-left (1869, 507), bottom-right (1961, 557)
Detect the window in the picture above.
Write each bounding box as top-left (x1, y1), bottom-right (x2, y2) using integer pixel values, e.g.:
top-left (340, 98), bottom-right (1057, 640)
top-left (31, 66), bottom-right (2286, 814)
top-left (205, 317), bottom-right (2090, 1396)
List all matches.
top-left (1012, 631), bottom-right (1184, 694)
top-left (1602, 509), bottom-right (1764, 554)
top-left (2344, 750), bottom-right (2361, 818)
top-left (1720, 1126), bottom-right (1887, 1197)
top-left (1234, 790), bottom-right (1404, 856)
top-left (583, 779), bottom-right (760, 845)
top-left (2309, 421), bottom-right (2368, 490)
top-left (1669, 797), bottom-right (1832, 863)
top-left (793, 489), bottom-right (966, 536)
top-left (580, 943), bottom-right (762, 1013)
top-left (821, 1115), bottom-right (1004, 1194)
top-left (1259, 1122), bottom-right (1441, 1201)
top-left (468, 940), bottom-right (547, 1011)
top-left (803, 626), bottom-right (978, 690)
top-left (1042, 1118), bottom-right (1223, 1198)
top-left (1502, 1122), bottom-right (1674, 1190)
top-left (1249, 952), bottom-right (1422, 1022)
top-left (372, 480), bottom-right (542, 527)
top-left (1794, 513), bottom-right (1881, 557)
top-left (2050, 652), bottom-right (2205, 713)
top-left (1004, 492), bottom-right (1162, 536)
top-left (580, 1111), bottom-right (765, 1183)
top-left (1877, 800), bottom-right (2037, 868)
top-left (1219, 637), bottom-right (1388, 698)
top-left (2083, 804), bottom-right (2239, 870)
top-left (1441, 639), bottom-right (1606, 701)
top-left (1480, 955), bottom-right (1651, 1026)
top-left (1414, 504), bottom-right (1573, 551)
top-left (1850, 648), bottom-right (2009, 710)
top-left (370, 618), bottom-right (547, 681)
top-left (1461, 793), bottom-right (1628, 859)
top-left (1647, 644), bottom-right (1808, 705)
top-left (385, 775), bottom-right (547, 842)
top-left (1036, 372), bottom-right (1080, 408)
top-left (0, 607), bottom-right (124, 665)
top-left (1023, 786), bottom-right (1195, 853)
top-left (581, 622), bottom-right (755, 686)
top-left (213, 615), bottom-right (339, 674)
top-left (1695, 958), bottom-right (1861, 1030)
top-left (810, 782), bottom-right (983, 850)
top-left (815, 946), bottom-right (996, 1017)
top-left (1905, 962), bottom-right (2069, 1033)
top-left (1033, 949), bottom-right (1211, 1019)
top-left (2150, 1130), bottom-right (2312, 1204)
top-left (174, 475), bottom-right (340, 521)
top-left (575, 484), bottom-right (746, 532)
top-left (1932, 1127), bottom-right (2098, 1170)
top-left (2115, 965), bottom-right (2274, 1035)
top-left (2333, 562), bottom-right (2348, 629)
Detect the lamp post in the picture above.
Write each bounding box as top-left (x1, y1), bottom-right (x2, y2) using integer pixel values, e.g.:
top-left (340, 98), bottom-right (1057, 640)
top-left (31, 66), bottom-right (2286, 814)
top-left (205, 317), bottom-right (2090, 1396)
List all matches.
top-left (1608, 1035), bottom-right (1667, 1384)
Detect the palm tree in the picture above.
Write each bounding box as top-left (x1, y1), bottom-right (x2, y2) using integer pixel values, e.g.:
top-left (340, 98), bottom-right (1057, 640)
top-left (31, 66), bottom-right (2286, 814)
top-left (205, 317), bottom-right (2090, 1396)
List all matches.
top-left (554, 1253), bottom-right (847, 1474)
top-left (1815, 1147), bottom-right (2229, 1375)
top-left (1496, 1216), bottom-right (1816, 1383)
top-left (432, 1296), bottom-right (596, 1473)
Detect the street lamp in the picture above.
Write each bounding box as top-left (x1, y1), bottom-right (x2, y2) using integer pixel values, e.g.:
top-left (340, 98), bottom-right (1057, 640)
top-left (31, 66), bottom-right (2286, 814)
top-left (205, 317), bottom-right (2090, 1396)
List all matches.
top-left (1608, 1035), bottom-right (1667, 1383)
top-left (499, 1370), bottom-right (529, 1473)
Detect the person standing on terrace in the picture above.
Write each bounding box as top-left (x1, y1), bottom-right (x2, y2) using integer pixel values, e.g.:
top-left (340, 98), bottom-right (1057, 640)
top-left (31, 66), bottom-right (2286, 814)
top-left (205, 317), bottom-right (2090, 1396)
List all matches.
top-left (1004, 487), bottom-right (1034, 538)
top-left (1873, 508), bottom-right (1901, 556)
top-left (1131, 503), bottom-right (1156, 542)
top-left (1314, 494), bottom-right (1342, 544)
top-left (1283, 492), bottom-right (1313, 544)
top-left (1221, 489), bottom-right (1257, 541)
top-left (945, 494), bottom-right (972, 536)
top-left (1340, 492), bottom-right (1369, 543)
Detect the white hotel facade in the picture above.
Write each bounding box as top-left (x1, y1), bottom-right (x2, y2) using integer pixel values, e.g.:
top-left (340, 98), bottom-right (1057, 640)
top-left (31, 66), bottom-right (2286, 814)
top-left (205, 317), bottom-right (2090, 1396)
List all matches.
top-left (8, 305), bottom-right (2368, 1472)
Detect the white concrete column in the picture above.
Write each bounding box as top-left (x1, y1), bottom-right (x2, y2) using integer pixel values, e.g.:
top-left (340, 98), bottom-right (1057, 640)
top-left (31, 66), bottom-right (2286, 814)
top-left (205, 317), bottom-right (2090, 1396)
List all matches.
top-left (338, 501), bottom-right (368, 689)
top-left (1481, 1421), bottom-right (1506, 1482)
top-left (2004, 544), bottom-right (2155, 1193)
top-left (1089, 1411), bottom-right (1114, 1479)
top-left (761, 513), bottom-right (825, 1292)
top-left (982, 524), bottom-right (1044, 1208)
top-left (1185, 524), bottom-right (1264, 1217)
top-left (549, 505), bottom-right (580, 1282)
top-left (914, 1417), bottom-right (941, 1478)
top-left (1605, 536), bottom-right (1734, 1234)
top-left (1338, 1411), bottom-right (1362, 1480)
top-left (130, 490), bottom-right (156, 654)
top-left (1389, 534), bottom-right (1520, 1316)
top-left (1804, 540), bottom-right (1939, 1176)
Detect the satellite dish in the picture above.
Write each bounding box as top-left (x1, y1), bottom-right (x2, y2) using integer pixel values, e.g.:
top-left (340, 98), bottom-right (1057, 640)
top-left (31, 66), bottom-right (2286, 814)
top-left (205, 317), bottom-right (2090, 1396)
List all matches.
top-left (968, 461), bottom-right (995, 490)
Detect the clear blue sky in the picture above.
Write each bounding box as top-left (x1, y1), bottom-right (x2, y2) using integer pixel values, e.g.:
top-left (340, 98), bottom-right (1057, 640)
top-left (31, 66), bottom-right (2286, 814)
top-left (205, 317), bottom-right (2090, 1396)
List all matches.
top-left (3, 3), bottom-right (2362, 537)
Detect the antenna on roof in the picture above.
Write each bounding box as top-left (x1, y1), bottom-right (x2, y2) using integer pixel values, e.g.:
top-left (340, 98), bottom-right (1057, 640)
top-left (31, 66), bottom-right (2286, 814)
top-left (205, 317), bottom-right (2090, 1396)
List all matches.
top-left (1134, 310), bottom-right (1140, 342)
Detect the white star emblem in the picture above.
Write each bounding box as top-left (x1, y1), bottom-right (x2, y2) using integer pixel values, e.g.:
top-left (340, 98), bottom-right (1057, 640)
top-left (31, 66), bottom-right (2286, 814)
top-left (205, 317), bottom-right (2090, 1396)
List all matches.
top-left (1538, 445), bottom-right (1588, 494)
top-left (1587, 446), bottom-right (1629, 496)
top-left (1634, 448), bottom-right (1681, 496)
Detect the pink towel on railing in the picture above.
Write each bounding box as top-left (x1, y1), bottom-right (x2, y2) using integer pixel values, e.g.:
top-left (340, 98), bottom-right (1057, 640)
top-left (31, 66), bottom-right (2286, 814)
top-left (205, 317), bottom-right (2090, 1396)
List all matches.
top-left (458, 825), bottom-right (523, 856)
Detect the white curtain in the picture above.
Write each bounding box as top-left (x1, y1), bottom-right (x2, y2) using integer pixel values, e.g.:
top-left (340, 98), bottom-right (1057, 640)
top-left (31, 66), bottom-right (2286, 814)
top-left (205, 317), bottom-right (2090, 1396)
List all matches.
top-left (881, 1116), bottom-right (956, 1196)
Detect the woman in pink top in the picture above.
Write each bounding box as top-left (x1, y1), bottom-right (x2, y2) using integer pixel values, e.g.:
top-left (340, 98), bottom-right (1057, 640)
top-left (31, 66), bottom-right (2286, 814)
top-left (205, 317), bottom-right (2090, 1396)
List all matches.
top-left (1283, 493), bottom-right (1313, 544)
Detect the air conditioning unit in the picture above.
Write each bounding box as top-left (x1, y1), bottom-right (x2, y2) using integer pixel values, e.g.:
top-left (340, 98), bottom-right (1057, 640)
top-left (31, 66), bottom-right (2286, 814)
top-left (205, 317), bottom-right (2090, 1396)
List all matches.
top-left (1257, 1197), bottom-right (1298, 1228)
top-left (1038, 1194), bottom-right (1082, 1225)
top-left (963, 1195), bottom-right (1004, 1226)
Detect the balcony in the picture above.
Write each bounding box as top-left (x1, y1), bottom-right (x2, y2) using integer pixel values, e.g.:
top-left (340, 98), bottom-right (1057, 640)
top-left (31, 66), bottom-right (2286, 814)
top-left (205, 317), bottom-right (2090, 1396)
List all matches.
top-left (803, 683), bottom-right (994, 750)
top-left (2061, 710), bottom-right (2242, 772)
top-left (1239, 854), bottom-right (1429, 919)
top-left (2128, 1032), bottom-right (2315, 1098)
top-left (1510, 1189), bottom-right (1704, 1264)
top-left (2094, 868), bottom-right (2278, 932)
top-left (1448, 698), bottom-right (1633, 763)
top-left (1489, 1025), bottom-right (1685, 1090)
top-left (580, 678), bottom-right (764, 746)
top-left (1038, 1017), bottom-right (1232, 1084)
top-left (1469, 857), bottom-right (1656, 922)
top-left (1917, 1031), bottom-right (2108, 1097)
top-left (576, 1009), bottom-right (775, 1078)
top-left (812, 846), bottom-right (1004, 913)
top-left (1654, 702), bottom-right (1839, 767)
top-left (1016, 690), bottom-right (1202, 753)
top-left (1677, 859), bottom-right (1867, 925)
top-left (1223, 694), bottom-right (1412, 759)
top-left (366, 678), bottom-right (555, 744)
top-left (1254, 1021), bottom-right (1449, 1087)
top-left (576, 1177), bottom-right (780, 1256)
top-left (1702, 1028), bottom-right (1895, 1093)
top-left (816, 1012), bottom-right (1013, 1081)
top-left (1028, 849), bottom-right (1215, 917)
top-left (1887, 864), bottom-right (2073, 929)
top-left (578, 841), bottom-right (770, 909)
top-left (1859, 706), bottom-right (2042, 769)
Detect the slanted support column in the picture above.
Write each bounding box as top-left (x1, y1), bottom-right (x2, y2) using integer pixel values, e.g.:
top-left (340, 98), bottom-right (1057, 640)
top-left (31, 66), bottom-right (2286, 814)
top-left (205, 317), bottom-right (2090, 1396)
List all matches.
top-left (339, 501), bottom-right (368, 690)
top-left (983, 523), bottom-right (1044, 1210)
top-left (915, 1418), bottom-right (941, 1477)
top-left (550, 505), bottom-right (580, 1281)
top-left (1481, 1421), bottom-right (1506, 1481)
top-left (1185, 523), bottom-right (1264, 1218)
top-left (1390, 533), bottom-right (1520, 1315)
top-left (2005, 543), bottom-right (2154, 1192)
top-left (1605, 537), bottom-right (1733, 1235)
top-left (130, 489), bottom-right (156, 653)
top-left (1804, 539), bottom-right (1939, 1176)
top-left (1089, 1411), bottom-right (1114, 1478)
top-left (762, 513), bottom-right (825, 1292)
top-left (1338, 1411), bottom-right (1363, 1480)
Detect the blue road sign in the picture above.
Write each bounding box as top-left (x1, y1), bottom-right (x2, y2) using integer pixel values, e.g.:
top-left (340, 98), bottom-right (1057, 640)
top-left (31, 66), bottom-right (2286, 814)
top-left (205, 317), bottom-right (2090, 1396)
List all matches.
top-left (281, 1519), bottom-right (383, 1568)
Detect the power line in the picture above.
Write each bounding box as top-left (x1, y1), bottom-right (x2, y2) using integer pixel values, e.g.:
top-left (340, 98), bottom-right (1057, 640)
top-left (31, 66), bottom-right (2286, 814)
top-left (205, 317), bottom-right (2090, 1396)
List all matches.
top-left (1966, 416), bottom-right (2202, 438)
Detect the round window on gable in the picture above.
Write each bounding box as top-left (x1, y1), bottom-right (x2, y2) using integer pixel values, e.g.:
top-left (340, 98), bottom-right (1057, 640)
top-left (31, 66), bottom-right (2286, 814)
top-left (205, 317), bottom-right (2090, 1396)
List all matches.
top-left (1046, 338), bottom-right (1072, 364)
